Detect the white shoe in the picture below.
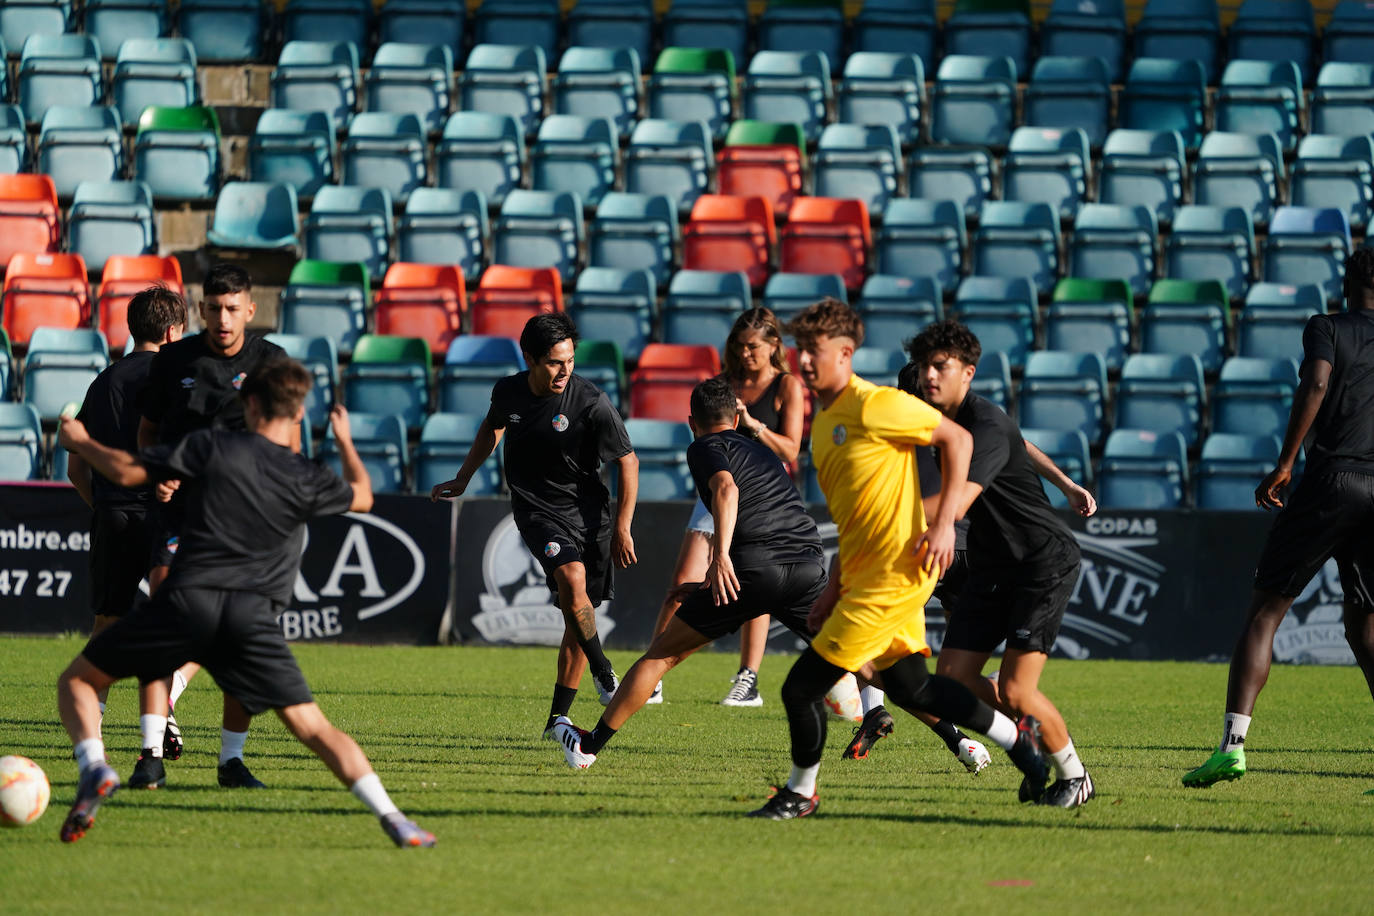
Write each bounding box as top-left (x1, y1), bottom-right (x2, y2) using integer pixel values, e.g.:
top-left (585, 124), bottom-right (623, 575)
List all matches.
top-left (957, 737), bottom-right (992, 774)
top-left (596, 673), bottom-right (619, 706)
top-left (552, 716), bottom-right (596, 769)
top-left (644, 680), bottom-right (663, 705)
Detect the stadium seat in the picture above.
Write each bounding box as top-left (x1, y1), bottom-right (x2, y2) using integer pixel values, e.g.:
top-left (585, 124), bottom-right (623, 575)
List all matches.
top-left (931, 55), bottom-right (1017, 149)
top-left (0, 402), bottom-right (42, 480)
top-left (1019, 350), bottom-right (1108, 445)
top-left (1246, 280), bottom-right (1325, 313)
top-left (717, 120), bottom-right (807, 218)
top-left (589, 192), bottom-right (677, 288)
top-left (1046, 277), bottom-right (1133, 371)
top-left (469, 264), bottom-right (563, 338)
top-left (176, 0), bottom-right (265, 63)
top-left (570, 267), bottom-right (656, 362)
top-left (1192, 132), bottom-right (1284, 229)
top-left (661, 269), bottom-right (751, 348)
top-left (1113, 353), bottom-right (1206, 446)
top-left (364, 42), bottom-right (453, 133)
top-left (0, 326), bottom-right (11, 398)
top-left (850, 1), bottom-right (936, 64)
top-left (374, 262), bottom-right (465, 357)
top-left (0, 0), bottom-right (72, 53)
top-left (566, 0), bottom-right (652, 67)
top-left (85, 0), bottom-right (167, 60)
top-left (837, 53), bottom-right (924, 147)
top-left (473, 0), bottom-right (558, 63)
top-left (248, 109), bottom-right (335, 200)
top-left (436, 112), bottom-right (525, 208)
top-left (1023, 56), bottom-right (1112, 150)
top-left (1165, 205), bottom-right (1255, 300)
top-left (648, 47), bottom-right (736, 142)
top-left (660, 0), bottom-right (748, 65)
top-left (851, 345), bottom-right (906, 388)
top-left (1310, 63), bottom-right (1374, 138)
top-left (1213, 355), bottom-right (1298, 438)
top-left (1140, 278), bottom-right (1229, 373)
top-left (23, 341), bottom-right (108, 422)
top-left (952, 276), bottom-right (1037, 370)
top-left (971, 349), bottom-right (1013, 410)
top-left (531, 115), bottom-right (619, 209)
top-left (1227, 0), bottom-right (1316, 85)
top-left (0, 174), bottom-right (61, 267)
top-left (303, 186), bottom-right (393, 281)
top-left (1324, 0), bottom-right (1374, 64)
top-left (342, 334), bottom-right (431, 430)
top-left (67, 180), bottom-right (156, 273)
top-left (341, 112), bottom-right (427, 204)
top-left (322, 411), bottom-right (407, 494)
top-left (1098, 429), bottom-right (1189, 509)
top-left (414, 412), bottom-right (502, 496)
top-left (397, 188), bottom-right (487, 281)
top-left (133, 105), bottom-right (222, 201)
top-left (206, 181), bottom-right (300, 251)
top-left (1097, 129), bottom-right (1186, 227)
top-left (856, 275), bottom-right (941, 349)
top-left (1002, 126), bottom-right (1091, 220)
top-left (18, 35), bottom-right (103, 127)
top-left (1040, 0), bottom-right (1127, 82)
top-left (1119, 58), bottom-right (1206, 151)
top-left (779, 197), bottom-right (870, 292)
top-left (278, 259), bottom-right (370, 357)
top-left (907, 145), bottom-right (995, 220)
top-left (944, 0), bottom-right (1032, 77)
top-left (112, 38), bottom-right (199, 128)
top-left (1237, 289), bottom-right (1320, 363)
top-left (0, 106), bottom-right (28, 175)
top-left (379, 0), bottom-right (465, 66)
top-left (1290, 135), bottom-right (1374, 233)
top-left (757, 0), bottom-right (844, 64)
top-left (625, 119), bottom-right (712, 216)
top-left (27, 326), bottom-right (108, 358)
top-left (96, 254), bottom-right (182, 352)
top-left (742, 50), bottom-right (831, 146)
top-left (813, 124), bottom-right (901, 218)
top-left (1022, 426), bottom-right (1093, 508)
top-left (37, 106), bottom-right (124, 201)
top-left (1, 252), bottom-right (90, 347)
top-left (1196, 432), bottom-right (1281, 510)
top-left (270, 40), bottom-right (360, 133)
top-left (574, 337), bottom-right (627, 411)
top-left (682, 195), bottom-right (775, 289)
top-left (629, 343), bottom-right (721, 421)
top-left (458, 44), bottom-right (547, 138)
top-left (264, 332), bottom-right (339, 428)
top-left (1132, 0), bottom-right (1220, 85)
top-left (622, 418), bottom-right (695, 500)
top-left (1215, 60), bottom-right (1303, 153)
top-left (437, 335), bottom-right (526, 413)
top-left (492, 189), bottom-right (583, 284)
top-left (875, 199), bottom-right (965, 292)
top-left (1262, 207), bottom-right (1351, 306)
top-left (553, 46), bottom-right (641, 140)
top-left (1068, 204), bottom-right (1157, 297)
top-left (763, 272), bottom-right (846, 326)
top-left (282, 0), bottom-right (371, 58)
top-left (971, 201), bottom-right (1061, 296)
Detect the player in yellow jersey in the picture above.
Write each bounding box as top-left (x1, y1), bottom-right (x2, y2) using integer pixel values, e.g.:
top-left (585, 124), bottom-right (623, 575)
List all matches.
top-left (747, 299), bottom-right (1051, 820)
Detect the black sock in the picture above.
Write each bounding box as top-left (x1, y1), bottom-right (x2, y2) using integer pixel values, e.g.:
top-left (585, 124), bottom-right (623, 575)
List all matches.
top-left (578, 634), bottom-right (616, 685)
top-left (546, 685), bottom-right (578, 731)
top-left (582, 717), bottom-right (616, 755)
top-left (924, 717), bottom-right (965, 754)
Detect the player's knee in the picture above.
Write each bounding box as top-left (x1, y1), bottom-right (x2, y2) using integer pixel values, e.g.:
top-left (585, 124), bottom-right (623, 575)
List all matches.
top-left (998, 677), bottom-right (1032, 712)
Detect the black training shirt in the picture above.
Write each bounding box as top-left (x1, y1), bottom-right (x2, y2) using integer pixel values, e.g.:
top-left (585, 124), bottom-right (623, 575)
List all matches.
top-left (915, 444), bottom-right (970, 551)
top-left (687, 429), bottom-right (823, 570)
top-left (140, 429), bottom-right (354, 602)
top-left (954, 392), bottom-right (1077, 571)
top-left (1301, 311), bottom-right (1374, 474)
top-left (78, 350), bottom-right (155, 510)
top-left (485, 372), bottom-right (633, 525)
top-left (142, 333), bottom-right (286, 445)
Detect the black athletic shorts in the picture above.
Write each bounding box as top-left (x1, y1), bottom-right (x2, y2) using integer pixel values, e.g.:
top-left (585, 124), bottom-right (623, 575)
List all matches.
top-left (1253, 469), bottom-right (1374, 609)
top-left (931, 549), bottom-right (971, 614)
top-left (943, 544), bottom-right (1081, 655)
top-left (89, 506), bottom-right (153, 617)
top-left (516, 511), bottom-right (615, 606)
top-left (676, 561), bottom-right (827, 641)
top-left (82, 586), bottom-right (313, 715)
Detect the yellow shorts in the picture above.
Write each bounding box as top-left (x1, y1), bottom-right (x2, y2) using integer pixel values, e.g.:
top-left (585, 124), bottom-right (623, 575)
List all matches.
top-left (810, 576), bottom-right (938, 672)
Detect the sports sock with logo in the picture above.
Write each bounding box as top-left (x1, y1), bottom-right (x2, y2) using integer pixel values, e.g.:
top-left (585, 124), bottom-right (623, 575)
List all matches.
top-left (1050, 739), bottom-right (1085, 780)
top-left (1219, 712), bottom-right (1250, 753)
top-left (74, 738), bottom-right (106, 774)
top-left (581, 717), bottom-right (616, 755)
top-left (140, 714), bottom-right (167, 757)
top-left (350, 772), bottom-right (400, 818)
top-left (220, 729), bottom-right (247, 765)
top-left (546, 685), bottom-right (578, 733)
top-left (169, 669), bottom-right (189, 709)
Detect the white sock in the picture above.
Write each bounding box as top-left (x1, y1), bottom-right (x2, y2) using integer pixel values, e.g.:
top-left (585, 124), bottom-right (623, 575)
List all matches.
top-left (1219, 712), bottom-right (1251, 753)
top-left (859, 686), bottom-right (884, 715)
top-left (350, 772), bottom-right (400, 818)
top-left (74, 738), bottom-right (106, 774)
top-left (140, 714), bottom-right (167, 757)
top-left (984, 711), bottom-right (1018, 751)
top-left (1050, 739), bottom-right (1085, 780)
top-left (220, 729), bottom-right (247, 765)
top-left (97, 701), bottom-right (106, 738)
top-left (786, 763), bottom-right (819, 797)
top-left (169, 670), bottom-right (189, 709)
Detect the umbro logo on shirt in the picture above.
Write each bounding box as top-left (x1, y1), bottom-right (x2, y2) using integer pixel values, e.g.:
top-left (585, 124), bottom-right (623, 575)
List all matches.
top-left (509, 414), bottom-right (521, 423)
top-left (180, 376), bottom-right (194, 389)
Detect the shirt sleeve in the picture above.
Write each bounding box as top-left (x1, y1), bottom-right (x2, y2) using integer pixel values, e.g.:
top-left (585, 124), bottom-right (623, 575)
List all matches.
top-left (1301, 314), bottom-right (1336, 375)
top-left (139, 428), bottom-right (215, 481)
top-left (303, 462), bottom-right (356, 517)
top-left (861, 386), bottom-right (944, 447)
top-left (591, 392), bottom-right (633, 462)
top-left (965, 413), bottom-right (1012, 488)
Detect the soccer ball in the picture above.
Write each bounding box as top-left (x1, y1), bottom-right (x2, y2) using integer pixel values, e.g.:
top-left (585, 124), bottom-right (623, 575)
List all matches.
top-left (0, 755), bottom-right (51, 827)
top-left (824, 673), bottom-right (864, 722)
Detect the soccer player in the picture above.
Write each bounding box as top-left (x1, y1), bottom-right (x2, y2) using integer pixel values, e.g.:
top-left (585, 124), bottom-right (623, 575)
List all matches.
top-left (907, 320), bottom-right (1095, 808)
top-left (138, 263), bottom-right (287, 788)
top-left (67, 287), bottom-right (187, 788)
top-left (431, 313), bottom-right (638, 735)
top-left (1184, 249), bottom-right (1374, 789)
top-left (748, 299), bottom-right (1049, 820)
top-left (550, 375), bottom-right (826, 768)
top-left (55, 361), bottom-right (435, 848)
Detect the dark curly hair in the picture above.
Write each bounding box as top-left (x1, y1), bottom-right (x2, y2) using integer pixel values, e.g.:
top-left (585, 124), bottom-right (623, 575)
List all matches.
top-left (1345, 247), bottom-right (1374, 306)
top-left (905, 319), bottom-right (982, 369)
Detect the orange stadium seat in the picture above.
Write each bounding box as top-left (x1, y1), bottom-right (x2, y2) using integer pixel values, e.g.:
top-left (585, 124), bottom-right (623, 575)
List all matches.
top-left (717, 121), bottom-right (806, 217)
top-left (374, 262), bottom-right (466, 356)
top-left (2, 252), bottom-right (90, 346)
top-left (0, 174), bottom-right (61, 270)
top-left (628, 342), bottom-right (721, 420)
top-left (469, 265), bottom-right (563, 338)
top-left (780, 197), bottom-right (872, 291)
top-left (96, 254), bottom-right (184, 352)
top-left (682, 194), bottom-right (775, 288)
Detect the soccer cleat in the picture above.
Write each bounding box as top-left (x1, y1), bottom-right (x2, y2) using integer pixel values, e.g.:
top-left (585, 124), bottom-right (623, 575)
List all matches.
top-left (645, 680), bottom-right (664, 705)
top-left (721, 667), bottom-right (763, 707)
top-left (1040, 771), bottom-right (1095, 808)
top-left (956, 737), bottom-right (992, 774)
top-left (381, 812), bottom-right (436, 848)
top-left (217, 757), bottom-right (266, 789)
top-left (1009, 715), bottom-right (1050, 803)
top-left (551, 716), bottom-right (596, 769)
top-left (842, 706), bottom-right (894, 760)
top-left (127, 750), bottom-right (166, 789)
top-left (746, 786), bottom-right (819, 820)
top-left (595, 672), bottom-right (619, 706)
top-left (60, 763), bottom-right (120, 843)
top-left (1182, 748), bottom-right (1246, 788)
top-left (162, 712), bottom-right (183, 761)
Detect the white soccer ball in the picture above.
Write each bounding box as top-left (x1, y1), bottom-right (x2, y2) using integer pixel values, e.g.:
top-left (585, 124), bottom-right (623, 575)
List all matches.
top-left (824, 673), bottom-right (864, 722)
top-left (0, 755), bottom-right (51, 827)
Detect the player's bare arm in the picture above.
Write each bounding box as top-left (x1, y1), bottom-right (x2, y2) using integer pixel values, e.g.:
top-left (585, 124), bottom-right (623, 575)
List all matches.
top-left (1024, 439), bottom-right (1097, 517)
top-left (916, 417), bottom-right (973, 574)
top-left (67, 451), bottom-right (95, 508)
top-left (59, 417), bottom-right (150, 490)
top-left (1259, 358), bottom-right (1332, 510)
top-left (328, 405), bottom-right (373, 513)
top-left (430, 418), bottom-right (503, 501)
top-left (612, 450), bottom-right (639, 568)
top-left (706, 469), bottom-right (740, 605)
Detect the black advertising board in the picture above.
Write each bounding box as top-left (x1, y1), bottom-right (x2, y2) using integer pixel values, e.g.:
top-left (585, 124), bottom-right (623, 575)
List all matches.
top-left (0, 483), bottom-right (94, 633)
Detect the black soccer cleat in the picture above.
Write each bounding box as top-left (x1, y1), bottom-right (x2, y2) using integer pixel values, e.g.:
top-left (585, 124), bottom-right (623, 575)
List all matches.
top-left (127, 750), bottom-right (166, 789)
top-left (746, 786), bottom-right (819, 820)
top-left (842, 706), bottom-right (895, 760)
top-left (162, 712), bottom-right (183, 761)
top-left (217, 757), bottom-right (266, 789)
top-left (1008, 715), bottom-right (1050, 803)
top-left (60, 763), bottom-right (120, 843)
top-left (1040, 771), bottom-right (1096, 809)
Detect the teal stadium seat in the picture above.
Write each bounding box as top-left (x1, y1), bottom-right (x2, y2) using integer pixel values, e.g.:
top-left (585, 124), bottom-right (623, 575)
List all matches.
top-left (265, 332), bottom-right (339, 428)
top-left (566, 0), bottom-right (653, 67)
top-left (85, 0), bottom-right (168, 61)
top-left (176, 0), bottom-right (265, 62)
top-left (589, 192), bottom-right (677, 288)
top-left (569, 267), bottom-right (656, 362)
top-left (492, 189), bottom-right (584, 284)
top-left (1040, 0), bottom-right (1127, 81)
top-left (0, 403), bottom-right (42, 481)
top-left (1022, 427), bottom-right (1093, 508)
top-left (762, 272), bottom-right (846, 326)
top-left (1069, 203), bottom-right (1157, 297)
top-left (907, 145), bottom-right (994, 220)
top-left (19, 34), bottom-right (104, 126)
top-left (365, 42), bottom-right (453, 133)
top-left (661, 269), bottom-right (751, 348)
top-left (857, 275), bottom-right (941, 349)
top-left (282, 0), bottom-right (371, 59)
top-left (553, 46), bottom-right (642, 139)
top-left (852, 0), bottom-right (936, 63)
top-left (876, 199), bottom-right (965, 292)
top-left (397, 188), bottom-right (487, 280)
top-left (1192, 131), bottom-right (1284, 229)
top-left (1001, 126), bottom-right (1091, 221)
top-left (0, 106), bottom-right (27, 174)
top-left (1098, 429), bottom-right (1189, 510)
top-left (206, 181), bottom-right (300, 250)
top-left (67, 180), bottom-right (157, 271)
top-left (341, 111), bottom-right (427, 204)
top-left (757, 1), bottom-right (845, 66)
top-left (1119, 57), bottom-right (1206, 151)
top-left (531, 115), bottom-right (619, 209)
top-left (661, 0), bottom-right (748, 69)
top-left (322, 411), bottom-right (407, 494)
top-left (249, 108), bottom-right (336, 199)
top-left (1024, 56), bottom-right (1112, 150)
top-left (436, 112), bottom-right (525, 208)
top-left (303, 185), bottom-right (393, 280)
top-left (952, 276), bottom-right (1036, 370)
top-left (625, 119), bottom-right (712, 215)
top-left (1213, 356), bottom-right (1299, 439)
top-left (972, 200), bottom-right (1061, 296)
top-left (1262, 207), bottom-right (1351, 306)
top-left (473, 0), bottom-right (559, 63)
top-left (270, 40), bottom-right (360, 133)
top-left (1165, 205), bottom-right (1254, 300)
top-left (814, 123), bottom-right (901, 218)
top-left (112, 38), bottom-right (199, 128)
top-left (379, 0), bottom-right (465, 65)
top-left (1290, 134), bottom-right (1374, 232)
top-left (1019, 350), bottom-right (1108, 445)
top-left (1097, 128), bottom-right (1186, 226)
top-left (278, 259), bottom-right (370, 357)
top-left (837, 52), bottom-right (924, 146)
top-left (415, 412), bottom-right (503, 496)
top-left (742, 50), bottom-right (832, 145)
top-left (1324, 0), bottom-right (1374, 64)
top-left (37, 105), bottom-right (124, 200)
top-left (1132, 0), bottom-right (1220, 84)
top-left (1196, 432), bottom-right (1282, 510)
top-left (459, 43), bottom-right (547, 138)
top-left (0, 0), bottom-right (72, 52)
top-left (622, 418), bottom-right (695, 500)
top-left (1215, 60), bottom-right (1303, 152)
top-left (944, 0), bottom-right (1033, 80)
top-left (1113, 353), bottom-right (1206, 447)
top-left (1227, 0), bottom-right (1315, 85)
top-left (1310, 63), bottom-right (1374, 138)
top-left (971, 349), bottom-right (1013, 410)
top-left (438, 335), bottom-right (526, 413)
top-left (931, 55), bottom-right (1017, 148)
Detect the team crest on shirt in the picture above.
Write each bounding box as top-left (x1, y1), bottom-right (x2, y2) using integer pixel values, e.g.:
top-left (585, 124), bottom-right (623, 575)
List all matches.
top-left (231, 371), bottom-right (247, 390)
top-left (543, 541), bottom-right (561, 558)
top-left (831, 424), bottom-right (847, 445)
top-left (551, 414), bottom-right (569, 432)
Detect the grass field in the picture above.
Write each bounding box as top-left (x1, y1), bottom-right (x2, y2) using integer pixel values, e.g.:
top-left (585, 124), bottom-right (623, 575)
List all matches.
top-left (2, 636), bottom-right (1372, 914)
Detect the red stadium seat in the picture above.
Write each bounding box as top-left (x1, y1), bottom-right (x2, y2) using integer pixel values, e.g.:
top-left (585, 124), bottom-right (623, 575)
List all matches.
top-left (374, 263), bottom-right (466, 356)
top-left (0, 174), bottom-right (61, 271)
top-left (470, 265), bottom-right (563, 338)
top-left (628, 343), bottom-right (722, 420)
top-left (2, 252), bottom-right (90, 347)
top-left (780, 197), bottom-right (872, 291)
top-left (717, 146), bottom-right (805, 218)
top-left (682, 194), bottom-right (775, 288)
top-left (96, 255), bottom-right (185, 352)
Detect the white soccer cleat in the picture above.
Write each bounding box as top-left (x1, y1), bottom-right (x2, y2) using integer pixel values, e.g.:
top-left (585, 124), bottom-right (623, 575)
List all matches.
top-left (596, 673), bottom-right (619, 706)
top-left (644, 680), bottom-right (664, 705)
top-left (957, 738), bottom-right (992, 774)
top-left (551, 716), bottom-right (596, 769)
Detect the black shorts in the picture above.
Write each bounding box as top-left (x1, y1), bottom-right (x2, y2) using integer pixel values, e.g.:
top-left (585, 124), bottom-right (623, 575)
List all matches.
top-left (516, 512), bottom-right (615, 606)
top-left (931, 549), bottom-right (971, 614)
top-left (89, 506), bottom-right (153, 617)
top-left (676, 561), bottom-right (827, 641)
top-left (1254, 469), bottom-right (1374, 609)
top-left (943, 546), bottom-right (1081, 655)
top-left (82, 586), bottom-right (313, 716)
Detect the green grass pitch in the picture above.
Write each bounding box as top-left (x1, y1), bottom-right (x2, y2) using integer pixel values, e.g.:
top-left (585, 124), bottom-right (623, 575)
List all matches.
top-left (2, 636), bottom-right (1372, 914)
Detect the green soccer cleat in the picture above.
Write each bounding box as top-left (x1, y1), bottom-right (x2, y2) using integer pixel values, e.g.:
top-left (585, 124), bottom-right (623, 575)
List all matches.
top-left (1182, 748), bottom-right (1246, 788)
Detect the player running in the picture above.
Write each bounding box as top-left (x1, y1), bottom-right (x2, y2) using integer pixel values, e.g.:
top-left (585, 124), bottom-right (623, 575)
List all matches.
top-left (55, 360), bottom-right (435, 848)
